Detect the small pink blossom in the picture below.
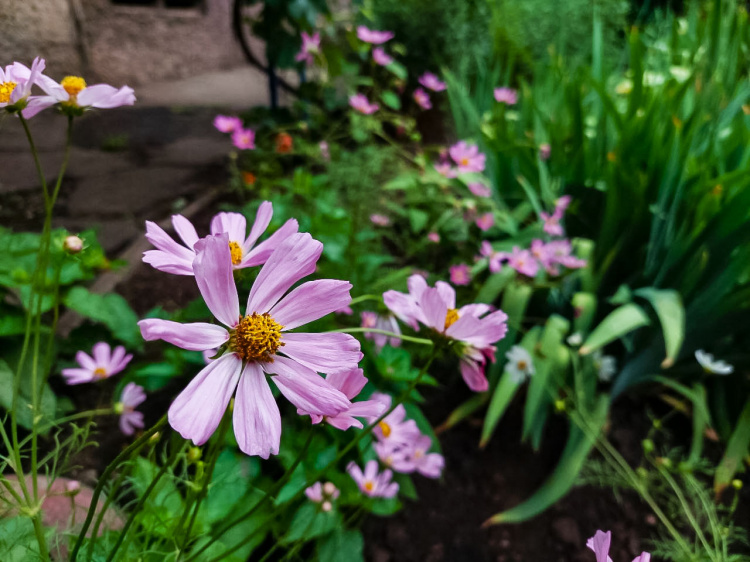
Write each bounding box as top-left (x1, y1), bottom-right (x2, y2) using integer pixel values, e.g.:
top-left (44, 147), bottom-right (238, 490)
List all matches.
top-left (475, 213), bottom-right (494, 231)
top-left (372, 47), bottom-right (393, 66)
top-left (295, 31), bottom-right (320, 66)
top-left (356, 26), bottom-right (394, 44)
top-left (541, 209), bottom-right (564, 236)
top-left (468, 182), bottom-right (491, 197)
top-left (449, 264), bottom-right (471, 286)
top-left (305, 481), bottom-right (340, 511)
top-left (348, 460), bottom-right (399, 498)
top-left (427, 231), bottom-right (440, 243)
top-left (587, 530), bottom-right (650, 562)
top-left (213, 115), bottom-right (242, 133)
top-left (370, 214), bottom-right (390, 227)
top-left (506, 246), bottom-right (539, 278)
top-left (480, 241), bottom-right (504, 273)
top-left (361, 311), bottom-right (401, 350)
top-left (539, 143), bottom-right (551, 161)
top-left (449, 141), bottom-right (486, 173)
top-left (418, 72), bottom-right (446, 92)
top-left (349, 93), bottom-right (379, 114)
top-left (375, 434), bottom-right (444, 479)
top-left (413, 88), bottom-right (432, 110)
top-left (545, 239), bottom-right (587, 270)
top-left (117, 382), bottom-right (146, 435)
top-left (302, 368), bottom-right (385, 430)
top-left (555, 195), bottom-right (571, 212)
top-left (62, 342), bottom-right (132, 385)
top-left (231, 128), bottom-right (256, 150)
top-left (494, 87), bottom-right (518, 105)
top-left (319, 141), bottom-right (330, 161)
top-left (434, 161), bottom-right (457, 178)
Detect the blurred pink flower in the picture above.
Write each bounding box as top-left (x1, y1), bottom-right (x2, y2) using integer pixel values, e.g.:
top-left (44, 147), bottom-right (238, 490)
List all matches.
top-left (302, 368), bottom-right (385, 430)
top-left (319, 140), bottom-right (330, 161)
top-left (356, 26), bottom-right (394, 44)
top-left (418, 72), bottom-right (446, 92)
top-left (231, 128), bottom-right (255, 150)
top-left (376, 434), bottom-right (444, 478)
top-left (449, 264), bottom-right (471, 286)
top-left (305, 481), bottom-right (339, 511)
top-left (468, 182), bottom-right (491, 197)
top-left (475, 213), bottom-right (494, 231)
top-left (349, 93), bottom-right (379, 114)
top-left (494, 87), bottom-right (518, 105)
top-left (370, 213), bottom-right (390, 226)
top-left (372, 47), bottom-right (393, 66)
top-left (0, 57), bottom-right (53, 118)
top-left (413, 88), bottom-right (432, 110)
top-left (434, 161), bottom-right (457, 178)
top-left (427, 231), bottom-right (440, 243)
top-left (295, 31), bottom-right (320, 66)
top-left (213, 115), bottom-right (242, 133)
top-left (143, 202), bottom-right (298, 275)
top-left (480, 241), bottom-right (505, 273)
top-left (545, 239), bottom-right (587, 270)
top-left (449, 141), bottom-right (486, 173)
top-left (506, 246), bottom-right (539, 278)
top-left (555, 195), bottom-right (571, 212)
top-left (62, 342), bottom-right (132, 385)
top-left (361, 311), bottom-right (401, 350)
top-left (539, 143), bottom-right (551, 161)
top-left (139, 233), bottom-right (360, 457)
top-left (541, 209), bottom-right (564, 236)
top-left (371, 392), bottom-right (421, 446)
top-left (348, 460), bottom-right (399, 498)
top-left (117, 382), bottom-right (146, 435)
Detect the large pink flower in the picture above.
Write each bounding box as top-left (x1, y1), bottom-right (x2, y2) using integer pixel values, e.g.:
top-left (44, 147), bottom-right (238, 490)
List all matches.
top-left (383, 276), bottom-right (507, 392)
top-left (449, 141), bottom-right (486, 173)
top-left (349, 93), bottom-right (379, 115)
top-left (61, 342), bottom-right (132, 385)
top-left (138, 233), bottom-right (362, 457)
top-left (117, 382), bottom-right (146, 436)
top-left (143, 202), bottom-right (298, 275)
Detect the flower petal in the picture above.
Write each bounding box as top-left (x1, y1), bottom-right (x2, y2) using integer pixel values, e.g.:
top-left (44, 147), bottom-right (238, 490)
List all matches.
top-left (138, 319), bottom-right (229, 351)
top-left (172, 215), bottom-right (199, 249)
top-left (233, 362), bottom-right (281, 458)
top-left (92, 342), bottom-right (111, 366)
top-left (280, 333), bottom-right (362, 374)
top-left (270, 279), bottom-right (352, 330)
top-left (419, 287), bottom-right (448, 332)
top-left (242, 201), bottom-right (273, 252)
top-left (434, 281), bottom-right (455, 309)
top-left (77, 84), bottom-right (135, 108)
top-left (382, 290), bottom-right (421, 330)
top-left (460, 358), bottom-right (488, 392)
top-left (242, 218), bottom-right (299, 267)
top-left (168, 354), bottom-right (242, 446)
top-left (246, 233), bottom-right (322, 314)
top-left (193, 234), bottom-right (240, 327)
top-left (210, 212), bottom-right (247, 245)
top-left (61, 368), bottom-right (94, 385)
top-left (325, 368), bottom-right (367, 400)
top-left (266, 356), bottom-right (350, 416)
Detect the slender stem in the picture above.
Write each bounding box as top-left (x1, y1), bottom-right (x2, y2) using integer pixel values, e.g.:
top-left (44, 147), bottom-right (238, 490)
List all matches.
top-left (347, 294), bottom-right (382, 306)
top-left (18, 115), bottom-right (50, 204)
top-left (328, 327), bottom-right (434, 347)
top-left (71, 414), bottom-right (168, 561)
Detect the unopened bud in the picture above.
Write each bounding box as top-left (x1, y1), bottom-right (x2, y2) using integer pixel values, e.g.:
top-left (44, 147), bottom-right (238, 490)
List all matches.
top-left (149, 431), bottom-right (161, 443)
top-left (321, 501), bottom-right (332, 512)
top-left (64, 480), bottom-right (81, 496)
top-left (554, 399), bottom-right (566, 413)
top-left (636, 467), bottom-right (649, 479)
top-left (658, 457), bottom-right (672, 469)
top-left (187, 447), bottom-right (202, 463)
top-left (322, 482), bottom-right (336, 496)
top-left (64, 235), bottom-right (84, 254)
top-left (652, 419), bottom-right (662, 430)
top-left (641, 439), bottom-right (654, 454)
top-left (732, 479), bottom-right (743, 491)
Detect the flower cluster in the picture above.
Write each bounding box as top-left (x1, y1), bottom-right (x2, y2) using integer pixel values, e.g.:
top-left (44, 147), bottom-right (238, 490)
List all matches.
top-left (361, 311), bottom-right (401, 351)
top-left (213, 114), bottom-right (256, 150)
top-left (305, 481), bottom-right (340, 512)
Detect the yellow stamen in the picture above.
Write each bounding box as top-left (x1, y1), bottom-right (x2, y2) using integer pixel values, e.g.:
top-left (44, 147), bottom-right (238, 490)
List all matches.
top-left (364, 481), bottom-right (374, 492)
top-left (414, 450), bottom-right (423, 458)
top-left (444, 308), bottom-right (460, 330)
top-left (517, 360), bottom-right (528, 371)
top-left (230, 313), bottom-right (283, 362)
top-left (93, 367), bottom-right (108, 379)
top-left (0, 81), bottom-right (17, 104)
top-left (61, 76), bottom-right (87, 98)
top-left (378, 421), bottom-right (392, 438)
top-left (460, 157), bottom-right (470, 167)
top-left (229, 241), bottom-right (243, 265)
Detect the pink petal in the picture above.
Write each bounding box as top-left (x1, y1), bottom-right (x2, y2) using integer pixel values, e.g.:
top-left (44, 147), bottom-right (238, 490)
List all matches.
top-left (460, 358), bottom-right (488, 392)
top-left (77, 84), bottom-right (135, 108)
top-left (138, 319), bottom-right (229, 351)
top-left (172, 215), bottom-right (199, 249)
top-left (280, 332), bottom-right (362, 374)
top-left (193, 234), bottom-right (240, 327)
top-left (325, 368), bottom-right (367, 400)
top-left (246, 233), bottom-right (322, 314)
top-left (142, 250), bottom-right (194, 276)
top-left (242, 218), bottom-right (299, 267)
top-left (419, 287), bottom-right (448, 332)
top-left (434, 281), bottom-right (456, 309)
top-left (418, 453), bottom-right (445, 478)
top-left (210, 212), bottom-right (247, 245)
top-left (265, 356), bottom-right (350, 416)
top-left (270, 279), bottom-right (352, 330)
top-left (407, 274), bottom-right (428, 300)
top-left (233, 362), bottom-right (281, 458)
top-left (61, 368), bottom-right (94, 385)
top-left (75, 351), bottom-right (96, 371)
top-left (458, 303), bottom-right (492, 318)
top-left (92, 342), bottom-right (111, 366)
top-left (587, 531), bottom-right (612, 562)
top-left (346, 399), bottom-right (386, 422)
top-left (382, 291), bottom-right (421, 331)
top-left (168, 354), bottom-right (242, 445)
top-left (243, 201), bottom-right (273, 251)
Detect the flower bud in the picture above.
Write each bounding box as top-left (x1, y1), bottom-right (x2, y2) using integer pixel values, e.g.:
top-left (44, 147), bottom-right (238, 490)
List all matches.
top-left (187, 447), bottom-right (202, 463)
top-left (321, 501), bottom-right (332, 512)
top-left (322, 482), bottom-right (336, 496)
top-left (64, 480), bottom-right (81, 496)
top-left (641, 439), bottom-right (654, 454)
top-left (64, 235), bottom-right (84, 254)
top-left (636, 467), bottom-right (649, 479)
top-left (732, 479), bottom-right (743, 491)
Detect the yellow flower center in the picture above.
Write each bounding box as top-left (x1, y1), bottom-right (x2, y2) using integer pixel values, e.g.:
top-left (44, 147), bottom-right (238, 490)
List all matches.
top-left (0, 81), bottom-right (17, 104)
top-left (61, 76), bottom-right (87, 98)
top-left (229, 241), bottom-right (243, 266)
top-left (230, 313), bottom-right (284, 362)
top-left (460, 157), bottom-right (470, 166)
top-left (444, 308), bottom-right (460, 330)
top-left (378, 421), bottom-right (392, 438)
top-left (517, 360), bottom-right (528, 371)
top-left (364, 481), bottom-right (374, 493)
top-left (93, 367), bottom-right (108, 379)
top-left (414, 449), bottom-right (423, 459)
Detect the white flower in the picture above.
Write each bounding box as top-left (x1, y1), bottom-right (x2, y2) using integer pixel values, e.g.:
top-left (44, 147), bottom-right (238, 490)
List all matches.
top-left (695, 350), bottom-right (733, 375)
top-left (505, 345), bottom-right (534, 384)
top-left (593, 350), bottom-right (617, 382)
top-left (567, 332), bottom-right (583, 347)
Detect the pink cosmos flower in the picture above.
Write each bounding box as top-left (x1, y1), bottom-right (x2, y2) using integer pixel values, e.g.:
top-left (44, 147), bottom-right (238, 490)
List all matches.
top-left (555, 195), bottom-right (572, 212)
top-left (449, 141), bottom-right (486, 173)
top-left (335, 305), bottom-right (353, 315)
top-left (0, 58), bottom-right (57, 119)
top-left (376, 434), bottom-right (444, 478)
top-left (505, 246), bottom-right (539, 278)
top-left (434, 161), bottom-right (457, 178)
top-left (541, 209), bottom-right (564, 236)
top-left (449, 264), bottom-right (471, 286)
top-left (371, 392), bottom-right (421, 446)
top-left (475, 213), bottom-right (494, 231)
top-left (305, 481), bottom-right (340, 512)
top-left (361, 311), bottom-right (401, 350)
top-left (494, 87), bottom-right (518, 105)
top-left (301, 368), bottom-right (385, 430)
top-left (143, 202), bottom-right (298, 275)
top-left (356, 26), bottom-right (394, 44)
top-left (372, 47), bottom-right (394, 66)
top-left (62, 342), bottom-right (133, 385)
top-left (427, 231), bottom-right (440, 243)
top-left (383, 275), bottom-right (508, 391)
top-left (117, 382), bottom-right (146, 435)
top-left (468, 182), bottom-right (491, 197)
top-left (138, 232), bottom-right (361, 458)
top-left (214, 115), bottom-right (242, 133)
top-left (539, 143), bottom-right (551, 161)
top-left (587, 530), bottom-right (650, 562)
top-left (418, 72), bottom-right (446, 92)
top-left (545, 239), bottom-right (587, 270)
top-left (295, 31), bottom-right (320, 66)
top-left (370, 214), bottom-right (390, 227)
top-left (348, 460), bottom-right (399, 498)
top-left (35, 72), bottom-right (135, 113)
top-left (530, 239), bottom-right (556, 273)
top-left (480, 241), bottom-right (504, 273)
top-left (232, 128), bottom-right (255, 150)
top-left (349, 93), bottom-right (379, 115)
top-left (413, 88), bottom-right (432, 110)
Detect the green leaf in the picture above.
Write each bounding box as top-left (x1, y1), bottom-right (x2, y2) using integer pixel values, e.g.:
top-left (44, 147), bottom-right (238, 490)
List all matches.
top-left (381, 91), bottom-right (401, 111)
top-left (580, 303), bottom-right (650, 355)
top-left (374, 346), bottom-right (419, 381)
top-left (634, 288), bottom-right (685, 368)
top-left (0, 359), bottom-right (56, 431)
top-left (0, 516), bottom-right (41, 560)
top-left (476, 268), bottom-right (515, 304)
top-left (283, 502), bottom-right (340, 543)
top-left (130, 457), bottom-right (184, 536)
top-left (436, 393), bottom-right (488, 433)
top-left (318, 529), bottom-right (364, 562)
top-left (63, 286), bottom-right (140, 346)
top-left (485, 395), bottom-right (609, 524)
top-left (714, 398), bottom-right (750, 497)
top-left (386, 61), bottom-right (408, 81)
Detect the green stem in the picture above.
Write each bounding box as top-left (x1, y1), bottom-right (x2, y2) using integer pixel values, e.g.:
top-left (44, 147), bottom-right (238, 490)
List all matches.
top-left (328, 327), bottom-right (434, 347)
top-left (347, 294), bottom-right (383, 306)
top-left (72, 414), bottom-right (168, 561)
